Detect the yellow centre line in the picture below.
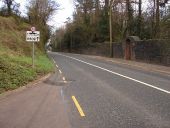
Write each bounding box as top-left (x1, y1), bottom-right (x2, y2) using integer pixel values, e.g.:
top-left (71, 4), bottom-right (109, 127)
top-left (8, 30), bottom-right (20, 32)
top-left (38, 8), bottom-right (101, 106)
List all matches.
top-left (72, 96), bottom-right (85, 117)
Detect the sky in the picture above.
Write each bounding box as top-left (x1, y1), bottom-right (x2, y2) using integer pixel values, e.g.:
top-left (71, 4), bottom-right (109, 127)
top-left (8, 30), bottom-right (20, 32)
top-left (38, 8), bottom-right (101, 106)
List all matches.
top-left (1, 0), bottom-right (169, 30)
top-left (47, 0), bottom-right (74, 29)
top-left (0, 0), bottom-right (74, 29)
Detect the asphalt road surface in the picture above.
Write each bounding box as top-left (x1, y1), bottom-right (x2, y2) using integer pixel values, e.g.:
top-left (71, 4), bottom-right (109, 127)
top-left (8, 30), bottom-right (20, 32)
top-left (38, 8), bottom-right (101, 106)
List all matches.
top-left (0, 52), bottom-right (170, 128)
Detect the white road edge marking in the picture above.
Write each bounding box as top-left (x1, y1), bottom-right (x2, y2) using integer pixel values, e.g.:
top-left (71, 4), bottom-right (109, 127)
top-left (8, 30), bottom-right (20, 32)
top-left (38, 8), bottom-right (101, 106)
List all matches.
top-left (56, 65), bottom-right (58, 68)
top-left (52, 58), bottom-right (56, 64)
top-left (63, 77), bottom-right (66, 81)
top-left (59, 70), bottom-right (62, 74)
top-left (56, 53), bottom-right (170, 94)
top-left (52, 58), bottom-right (59, 68)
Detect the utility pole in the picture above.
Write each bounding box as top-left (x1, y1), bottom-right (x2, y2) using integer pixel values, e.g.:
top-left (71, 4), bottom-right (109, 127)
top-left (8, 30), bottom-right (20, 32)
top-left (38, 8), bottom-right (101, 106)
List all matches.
top-left (109, 0), bottom-right (114, 57)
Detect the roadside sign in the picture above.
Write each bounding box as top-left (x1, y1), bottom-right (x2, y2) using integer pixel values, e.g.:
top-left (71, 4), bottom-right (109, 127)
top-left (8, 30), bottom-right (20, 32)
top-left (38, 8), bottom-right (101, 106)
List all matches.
top-left (26, 28), bottom-right (40, 68)
top-left (26, 31), bottom-right (40, 42)
top-left (31, 27), bottom-right (36, 32)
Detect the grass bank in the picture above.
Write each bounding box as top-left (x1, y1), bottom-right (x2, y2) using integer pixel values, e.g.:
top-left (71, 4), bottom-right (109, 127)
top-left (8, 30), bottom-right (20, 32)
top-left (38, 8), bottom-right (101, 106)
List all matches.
top-left (0, 48), bottom-right (54, 94)
top-left (0, 16), bottom-right (54, 94)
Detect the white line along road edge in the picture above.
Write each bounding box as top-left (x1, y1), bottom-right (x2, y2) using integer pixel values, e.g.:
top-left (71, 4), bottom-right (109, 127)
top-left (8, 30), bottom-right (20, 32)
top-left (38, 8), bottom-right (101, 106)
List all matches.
top-left (56, 53), bottom-right (170, 94)
top-left (52, 58), bottom-right (59, 68)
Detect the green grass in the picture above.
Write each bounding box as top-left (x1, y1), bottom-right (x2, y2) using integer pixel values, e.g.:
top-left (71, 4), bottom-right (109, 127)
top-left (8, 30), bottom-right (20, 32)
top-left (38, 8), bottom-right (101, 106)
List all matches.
top-left (0, 16), bottom-right (54, 94)
top-left (0, 52), bottom-right (54, 94)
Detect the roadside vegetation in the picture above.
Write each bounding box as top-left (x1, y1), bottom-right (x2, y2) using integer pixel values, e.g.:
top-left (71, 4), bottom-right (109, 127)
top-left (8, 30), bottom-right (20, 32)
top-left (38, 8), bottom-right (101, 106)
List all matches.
top-left (0, 16), bottom-right (54, 94)
top-left (0, 0), bottom-right (59, 94)
top-left (52, 0), bottom-right (170, 52)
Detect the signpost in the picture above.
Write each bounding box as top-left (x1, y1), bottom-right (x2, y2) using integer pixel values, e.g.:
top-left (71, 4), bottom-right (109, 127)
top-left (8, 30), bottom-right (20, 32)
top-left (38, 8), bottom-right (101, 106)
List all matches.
top-left (26, 27), bottom-right (40, 68)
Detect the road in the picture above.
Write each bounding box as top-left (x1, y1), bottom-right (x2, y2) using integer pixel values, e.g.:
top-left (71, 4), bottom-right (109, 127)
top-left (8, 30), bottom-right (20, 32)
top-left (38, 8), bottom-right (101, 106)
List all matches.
top-left (0, 52), bottom-right (170, 128)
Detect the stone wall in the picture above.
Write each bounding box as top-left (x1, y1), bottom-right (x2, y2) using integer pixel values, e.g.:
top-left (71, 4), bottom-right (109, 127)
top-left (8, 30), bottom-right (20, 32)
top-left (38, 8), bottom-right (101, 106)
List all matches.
top-left (113, 43), bottom-right (124, 58)
top-left (112, 39), bottom-right (170, 66)
top-left (134, 39), bottom-right (170, 66)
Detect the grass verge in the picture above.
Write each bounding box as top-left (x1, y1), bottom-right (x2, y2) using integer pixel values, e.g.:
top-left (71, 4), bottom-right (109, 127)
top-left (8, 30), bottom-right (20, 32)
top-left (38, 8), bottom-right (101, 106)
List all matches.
top-left (0, 16), bottom-right (54, 94)
top-left (0, 53), bottom-right (54, 94)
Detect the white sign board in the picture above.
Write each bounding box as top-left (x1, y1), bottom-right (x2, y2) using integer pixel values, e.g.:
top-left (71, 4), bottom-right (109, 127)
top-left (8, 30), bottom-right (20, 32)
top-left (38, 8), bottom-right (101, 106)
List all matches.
top-left (26, 31), bottom-right (40, 42)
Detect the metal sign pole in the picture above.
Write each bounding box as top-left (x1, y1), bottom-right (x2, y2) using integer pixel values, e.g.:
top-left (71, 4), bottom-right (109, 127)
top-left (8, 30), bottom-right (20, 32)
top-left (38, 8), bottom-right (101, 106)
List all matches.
top-left (32, 42), bottom-right (35, 68)
top-left (26, 27), bottom-right (40, 69)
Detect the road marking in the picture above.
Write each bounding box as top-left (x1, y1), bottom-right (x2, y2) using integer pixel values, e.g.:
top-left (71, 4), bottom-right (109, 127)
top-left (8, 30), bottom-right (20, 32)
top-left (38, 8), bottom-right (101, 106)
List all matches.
top-left (56, 65), bottom-right (58, 68)
top-left (59, 70), bottom-right (62, 74)
top-left (72, 96), bottom-right (85, 117)
top-left (63, 77), bottom-right (66, 81)
top-left (52, 58), bottom-right (59, 68)
top-left (53, 59), bottom-right (55, 63)
top-left (56, 53), bottom-right (170, 94)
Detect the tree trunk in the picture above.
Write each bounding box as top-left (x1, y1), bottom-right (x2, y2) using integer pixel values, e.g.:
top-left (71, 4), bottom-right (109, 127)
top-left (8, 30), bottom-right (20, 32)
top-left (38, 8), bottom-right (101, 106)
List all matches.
top-left (105, 0), bottom-right (109, 16)
top-left (105, 0), bottom-right (109, 9)
top-left (151, 0), bottom-right (155, 38)
top-left (126, 0), bottom-right (133, 36)
top-left (138, 0), bottom-right (142, 37)
top-left (155, 0), bottom-right (160, 38)
top-left (7, 4), bottom-right (11, 15)
top-left (94, 0), bottom-right (100, 25)
top-left (6, 0), bottom-right (13, 16)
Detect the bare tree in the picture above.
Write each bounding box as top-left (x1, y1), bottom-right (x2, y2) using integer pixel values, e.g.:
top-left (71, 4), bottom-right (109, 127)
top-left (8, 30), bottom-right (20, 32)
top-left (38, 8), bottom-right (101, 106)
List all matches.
top-left (2, 0), bottom-right (14, 15)
top-left (125, 0), bottom-right (134, 36)
top-left (28, 0), bottom-right (59, 25)
top-left (27, 0), bottom-right (60, 46)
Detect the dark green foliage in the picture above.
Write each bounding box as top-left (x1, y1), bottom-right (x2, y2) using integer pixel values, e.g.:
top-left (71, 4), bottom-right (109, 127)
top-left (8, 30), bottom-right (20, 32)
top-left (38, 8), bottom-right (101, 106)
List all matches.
top-left (52, 1), bottom-right (170, 52)
top-left (98, 12), bottom-right (109, 41)
top-left (160, 15), bottom-right (170, 39)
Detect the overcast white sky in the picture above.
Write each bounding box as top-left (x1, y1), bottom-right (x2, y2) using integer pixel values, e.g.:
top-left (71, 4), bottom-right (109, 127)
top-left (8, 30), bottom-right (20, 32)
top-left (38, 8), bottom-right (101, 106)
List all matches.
top-left (1, 0), bottom-right (169, 30)
top-left (0, 0), bottom-right (74, 29)
top-left (47, 0), bottom-right (74, 28)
